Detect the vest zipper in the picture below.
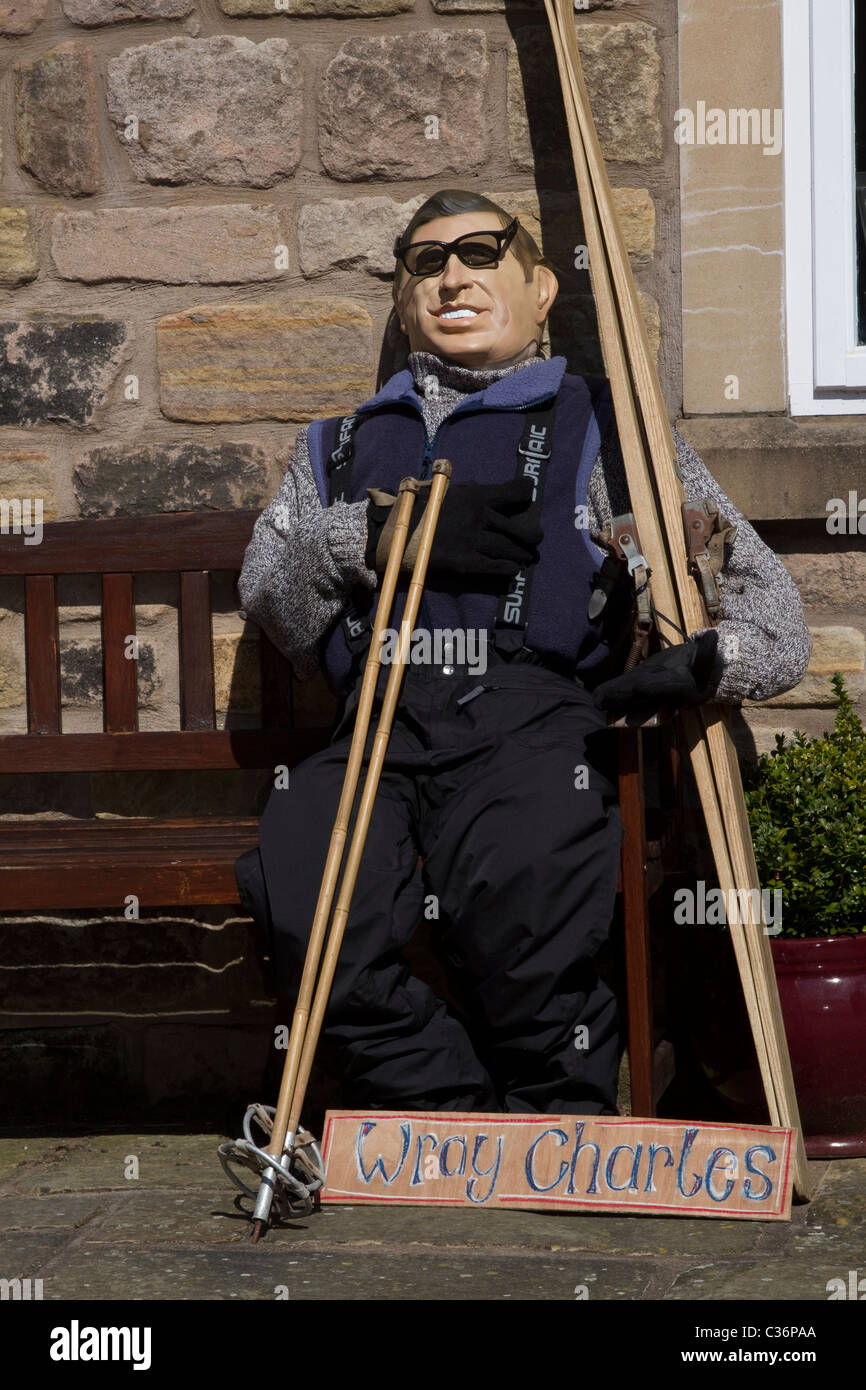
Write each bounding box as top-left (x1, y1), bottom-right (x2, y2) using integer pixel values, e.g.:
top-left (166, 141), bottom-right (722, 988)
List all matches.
top-left (401, 394), bottom-right (556, 639)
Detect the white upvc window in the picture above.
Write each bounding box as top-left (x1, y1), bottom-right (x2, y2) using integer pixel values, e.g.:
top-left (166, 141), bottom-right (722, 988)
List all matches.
top-left (784, 0), bottom-right (866, 412)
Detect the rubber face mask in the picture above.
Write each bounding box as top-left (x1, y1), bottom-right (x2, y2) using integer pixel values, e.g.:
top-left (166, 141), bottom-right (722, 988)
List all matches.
top-left (393, 212), bottom-right (558, 370)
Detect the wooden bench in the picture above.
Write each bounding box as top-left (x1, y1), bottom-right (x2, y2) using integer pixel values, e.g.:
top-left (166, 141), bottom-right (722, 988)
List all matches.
top-left (0, 511), bottom-right (330, 908)
top-left (0, 509), bottom-right (680, 1115)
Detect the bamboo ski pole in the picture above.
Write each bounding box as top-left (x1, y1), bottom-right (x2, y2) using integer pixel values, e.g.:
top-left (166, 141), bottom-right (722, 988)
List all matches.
top-left (248, 473), bottom-right (421, 1236)
top-left (281, 458), bottom-right (453, 1148)
top-left (250, 459), bottom-right (453, 1241)
top-left (544, 0), bottom-right (810, 1198)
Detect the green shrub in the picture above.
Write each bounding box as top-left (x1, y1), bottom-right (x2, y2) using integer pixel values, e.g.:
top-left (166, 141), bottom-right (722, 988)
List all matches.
top-left (741, 672), bottom-right (866, 937)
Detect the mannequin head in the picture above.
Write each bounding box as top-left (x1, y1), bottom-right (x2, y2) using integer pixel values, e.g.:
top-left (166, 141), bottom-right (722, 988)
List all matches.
top-left (391, 190), bottom-right (558, 370)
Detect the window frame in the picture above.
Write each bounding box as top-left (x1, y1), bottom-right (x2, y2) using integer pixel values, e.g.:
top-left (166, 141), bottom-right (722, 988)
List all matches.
top-left (784, 0), bottom-right (866, 411)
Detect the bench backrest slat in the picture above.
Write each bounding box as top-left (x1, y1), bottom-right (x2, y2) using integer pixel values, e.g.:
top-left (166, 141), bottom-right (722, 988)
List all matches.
top-left (0, 510), bottom-right (256, 575)
top-left (179, 571), bottom-right (217, 732)
top-left (102, 573), bottom-right (138, 733)
top-left (25, 575), bottom-right (61, 734)
top-left (0, 729), bottom-right (328, 773)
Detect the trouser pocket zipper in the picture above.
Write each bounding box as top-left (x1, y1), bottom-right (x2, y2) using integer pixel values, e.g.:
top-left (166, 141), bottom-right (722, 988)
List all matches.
top-left (455, 683), bottom-right (496, 707)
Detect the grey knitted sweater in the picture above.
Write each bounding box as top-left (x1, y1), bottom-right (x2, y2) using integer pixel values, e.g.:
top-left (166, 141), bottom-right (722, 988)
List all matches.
top-left (238, 349), bottom-right (812, 703)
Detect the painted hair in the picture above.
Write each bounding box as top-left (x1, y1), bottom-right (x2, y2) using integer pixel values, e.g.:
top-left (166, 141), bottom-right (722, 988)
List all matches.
top-left (392, 188), bottom-right (556, 295)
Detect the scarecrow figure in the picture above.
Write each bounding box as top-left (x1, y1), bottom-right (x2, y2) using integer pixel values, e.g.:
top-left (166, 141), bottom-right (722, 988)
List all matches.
top-left (237, 190), bottom-right (811, 1118)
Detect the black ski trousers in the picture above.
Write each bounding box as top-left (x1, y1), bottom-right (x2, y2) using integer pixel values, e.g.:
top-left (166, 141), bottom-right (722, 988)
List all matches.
top-left (256, 653), bottom-right (624, 1115)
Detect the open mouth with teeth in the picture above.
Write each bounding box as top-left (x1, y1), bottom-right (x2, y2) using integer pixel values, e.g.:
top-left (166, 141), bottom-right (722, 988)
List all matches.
top-left (434, 306), bottom-right (483, 321)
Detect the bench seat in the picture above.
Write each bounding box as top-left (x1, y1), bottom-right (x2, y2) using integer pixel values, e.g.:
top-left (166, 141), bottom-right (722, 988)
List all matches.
top-left (0, 817), bottom-right (261, 910)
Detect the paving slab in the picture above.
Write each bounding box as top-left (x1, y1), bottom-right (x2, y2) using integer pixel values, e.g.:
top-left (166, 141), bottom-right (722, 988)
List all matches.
top-left (6, 1134), bottom-right (223, 1195)
top-left (38, 1244), bottom-right (661, 1301)
top-left (787, 1158), bottom-right (866, 1260)
top-left (0, 1193), bottom-right (115, 1231)
top-left (0, 1137), bottom-right (72, 1188)
top-left (665, 1258), bottom-right (855, 1301)
top-left (86, 1191), bottom-right (249, 1245)
top-left (0, 1230), bottom-right (74, 1276)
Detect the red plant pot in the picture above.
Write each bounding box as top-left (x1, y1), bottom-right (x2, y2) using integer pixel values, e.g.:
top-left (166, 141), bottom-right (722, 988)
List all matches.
top-left (678, 926), bottom-right (866, 1158)
top-left (771, 934), bottom-right (866, 1158)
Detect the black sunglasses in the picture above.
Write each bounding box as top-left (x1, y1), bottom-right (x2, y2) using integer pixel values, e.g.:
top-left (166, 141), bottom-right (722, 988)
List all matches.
top-left (393, 219), bottom-right (520, 278)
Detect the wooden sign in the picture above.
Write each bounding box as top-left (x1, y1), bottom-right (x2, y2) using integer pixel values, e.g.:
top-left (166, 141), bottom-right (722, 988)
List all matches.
top-left (320, 1111), bottom-right (794, 1220)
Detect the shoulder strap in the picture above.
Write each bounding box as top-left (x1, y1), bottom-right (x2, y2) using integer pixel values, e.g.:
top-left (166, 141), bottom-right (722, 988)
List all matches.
top-left (492, 399), bottom-right (558, 654)
top-left (327, 413), bottom-right (358, 504)
top-left (327, 415), bottom-right (373, 654)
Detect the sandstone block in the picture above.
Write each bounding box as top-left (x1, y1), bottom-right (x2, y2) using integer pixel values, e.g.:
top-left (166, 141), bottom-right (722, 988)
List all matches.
top-left (781, 551), bottom-right (866, 611)
top-left (222, 0), bottom-right (411, 12)
top-left (213, 632), bottom-right (260, 713)
top-left (0, 208), bottom-right (38, 286)
top-left (63, 0), bottom-right (192, 23)
top-left (60, 635), bottom-right (158, 708)
top-left (484, 186), bottom-right (655, 271)
top-left (508, 22), bottom-right (662, 169)
top-left (298, 194), bottom-right (426, 278)
top-left (156, 301), bottom-right (374, 422)
top-left (0, 0), bottom-right (48, 33)
top-left (15, 43), bottom-right (101, 196)
top-left (558, 289), bottom-right (659, 375)
top-left (74, 441), bottom-right (270, 517)
top-left (319, 30), bottom-right (488, 181)
top-left (52, 205), bottom-right (286, 284)
top-left (806, 626), bottom-right (865, 673)
top-left (106, 37), bottom-right (301, 187)
top-left (0, 628), bottom-right (25, 708)
top-left (0, 317), bottom-right (127, 427)
top-left (0, 452), bottom-right (56, 520)
top-left (743, 627), bottom-right (866, 708)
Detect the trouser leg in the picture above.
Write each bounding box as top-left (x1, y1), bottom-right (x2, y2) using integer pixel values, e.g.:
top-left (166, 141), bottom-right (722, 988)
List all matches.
top-left (257, 697), bottom-right (497, 1111)
top-left (420, 667), bottom-right (623, 1114)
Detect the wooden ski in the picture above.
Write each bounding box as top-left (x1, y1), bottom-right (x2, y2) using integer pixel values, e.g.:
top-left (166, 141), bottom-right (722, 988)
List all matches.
top-left (543, 0), bottom-right (810, 1199)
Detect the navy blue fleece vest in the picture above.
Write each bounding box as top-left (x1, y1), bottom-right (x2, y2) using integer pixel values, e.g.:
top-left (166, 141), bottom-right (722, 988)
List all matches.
top-left (307, 364), bottom-right (615, 696)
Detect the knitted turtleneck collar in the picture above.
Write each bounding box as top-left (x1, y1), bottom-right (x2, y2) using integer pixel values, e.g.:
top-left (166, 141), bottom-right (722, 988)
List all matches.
top-left (407, 344), bottom-right (546, 397)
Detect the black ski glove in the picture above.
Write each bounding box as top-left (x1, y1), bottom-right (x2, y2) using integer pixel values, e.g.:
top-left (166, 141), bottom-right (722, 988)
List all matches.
top-left (365, 477), bottom-right (542, 579)
top-left (591, 629), bottom-right (721, 715)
